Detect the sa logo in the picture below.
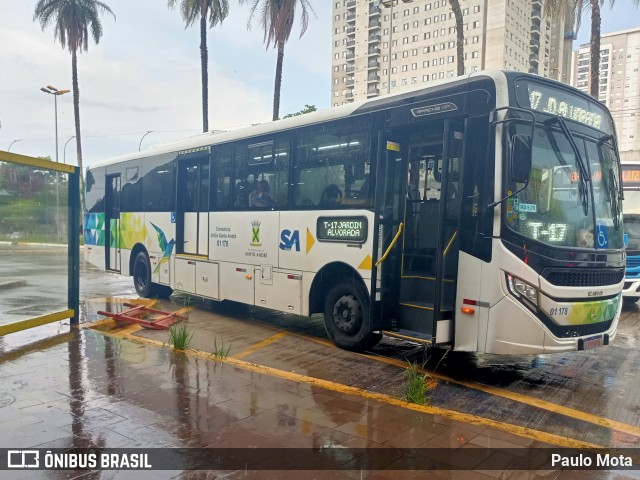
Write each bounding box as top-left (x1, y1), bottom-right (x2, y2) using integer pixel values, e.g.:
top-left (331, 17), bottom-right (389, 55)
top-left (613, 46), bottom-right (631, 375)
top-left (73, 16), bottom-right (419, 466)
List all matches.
top-left (280, 229), bottom-right (300, 251)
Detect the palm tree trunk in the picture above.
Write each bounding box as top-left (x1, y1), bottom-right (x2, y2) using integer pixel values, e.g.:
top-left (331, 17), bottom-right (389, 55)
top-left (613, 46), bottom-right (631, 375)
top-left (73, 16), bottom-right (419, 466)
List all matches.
top-left (589, 0), bottom-right (601, 98)
top-left (71, 47), bottom-right (85, 217)
top-left (451, 0), bottom-right (465, 76)
top-left (200, 14), bottom-right (209, 133)
top-left (71, 48), bottom-right (83, 176)
top-left (273, 40), bottom-right (285, 121)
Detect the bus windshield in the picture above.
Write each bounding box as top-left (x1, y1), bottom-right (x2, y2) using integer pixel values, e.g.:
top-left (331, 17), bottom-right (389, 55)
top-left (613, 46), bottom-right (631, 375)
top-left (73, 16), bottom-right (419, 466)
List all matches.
top-left (505, 125), bottom-right (623, 249)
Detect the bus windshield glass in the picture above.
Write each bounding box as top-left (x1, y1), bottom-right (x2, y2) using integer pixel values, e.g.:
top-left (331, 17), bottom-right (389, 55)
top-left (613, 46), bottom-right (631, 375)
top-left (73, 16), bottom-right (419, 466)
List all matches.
top-left (505, 125), bottom-right (623, 249)
top-left (622, 165), bottom-right (640, 250)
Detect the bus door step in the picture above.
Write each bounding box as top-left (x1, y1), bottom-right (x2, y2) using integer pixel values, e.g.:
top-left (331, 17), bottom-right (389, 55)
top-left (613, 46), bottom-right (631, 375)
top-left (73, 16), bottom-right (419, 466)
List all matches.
top-left (383, 329), bottom-right (434, 344)
top-left (97, 302), bottom-right (187, 330)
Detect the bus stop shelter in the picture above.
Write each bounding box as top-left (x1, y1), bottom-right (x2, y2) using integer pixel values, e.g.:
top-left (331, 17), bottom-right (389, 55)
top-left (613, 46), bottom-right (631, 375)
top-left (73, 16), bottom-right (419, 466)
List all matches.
top-left (0, 149), bottom-right (80, 336)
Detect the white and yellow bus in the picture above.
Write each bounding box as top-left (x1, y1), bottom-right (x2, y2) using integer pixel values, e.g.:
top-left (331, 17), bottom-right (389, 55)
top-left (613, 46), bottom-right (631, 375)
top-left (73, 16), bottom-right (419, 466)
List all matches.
top-left (85, 71), bottom-right (625, 354)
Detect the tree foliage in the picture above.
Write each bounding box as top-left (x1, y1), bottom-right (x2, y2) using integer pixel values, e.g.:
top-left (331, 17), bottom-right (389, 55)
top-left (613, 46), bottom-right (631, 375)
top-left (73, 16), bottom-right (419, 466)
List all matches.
top-left (239, 0), bottom-right (315, 121)
top-left (283, 104), bottom-right (316, 118)
top-left (168, 0), bottom-right (230, 133)
top-left (33, 0), bottom-right (115, 176)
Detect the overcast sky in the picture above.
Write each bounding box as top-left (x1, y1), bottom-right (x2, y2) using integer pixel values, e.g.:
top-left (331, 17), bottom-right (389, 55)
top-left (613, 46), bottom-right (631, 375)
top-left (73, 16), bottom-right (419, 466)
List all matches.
top-left (0, 0), bottom-right (331, 166)
top-left (0, 1), bottom-right (637, 168)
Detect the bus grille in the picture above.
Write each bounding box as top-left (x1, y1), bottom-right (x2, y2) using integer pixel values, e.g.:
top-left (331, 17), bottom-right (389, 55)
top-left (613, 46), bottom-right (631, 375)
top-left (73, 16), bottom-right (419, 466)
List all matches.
top-left (546, 319), bottom-right (613, 339)
top-left (542, 269), bottom-right (624, 287)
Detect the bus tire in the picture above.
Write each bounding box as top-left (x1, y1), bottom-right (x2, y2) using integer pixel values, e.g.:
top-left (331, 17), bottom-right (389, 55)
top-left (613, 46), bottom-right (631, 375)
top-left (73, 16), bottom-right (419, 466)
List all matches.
top-left (133, 251), bottom-right (153, 298)
top-left (623, 297), bottom-right (639, 305)
top-left (323, 281), bottom-right (382, 352)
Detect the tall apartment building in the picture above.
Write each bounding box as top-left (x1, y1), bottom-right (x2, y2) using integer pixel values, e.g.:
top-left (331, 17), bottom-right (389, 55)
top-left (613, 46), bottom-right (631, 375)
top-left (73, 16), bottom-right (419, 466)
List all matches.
top-left (570, 27), bottom-right (640, 160)
top-left (331, 0), bottom-right (574, 106)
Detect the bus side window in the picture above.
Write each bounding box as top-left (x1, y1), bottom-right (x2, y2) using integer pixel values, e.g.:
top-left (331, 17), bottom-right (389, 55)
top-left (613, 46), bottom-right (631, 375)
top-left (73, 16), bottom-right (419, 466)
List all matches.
top-left (293, 124), bottom-right (371, 208)
top-left (212, 146), bottom-right (232, 210)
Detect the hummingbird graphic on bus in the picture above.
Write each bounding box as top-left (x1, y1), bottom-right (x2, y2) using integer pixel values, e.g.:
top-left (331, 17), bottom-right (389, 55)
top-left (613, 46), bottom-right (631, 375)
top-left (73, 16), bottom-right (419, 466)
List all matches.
top-left (150, 222), bottom-right (175, 274)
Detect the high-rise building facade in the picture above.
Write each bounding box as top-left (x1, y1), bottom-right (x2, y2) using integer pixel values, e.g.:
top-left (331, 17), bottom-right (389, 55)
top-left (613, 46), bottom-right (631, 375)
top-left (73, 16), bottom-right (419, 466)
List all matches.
top-left (570, 27), bottom-right (640, 160)
top-left (331, 0), bottom-right (574, 106)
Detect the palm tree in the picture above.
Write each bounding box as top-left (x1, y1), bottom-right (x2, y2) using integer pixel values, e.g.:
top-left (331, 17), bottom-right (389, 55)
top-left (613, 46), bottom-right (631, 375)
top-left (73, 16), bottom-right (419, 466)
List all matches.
top-left (33, 0), bottom-right (115, 178)
top-left (544, 0), bottom-right (638, 98)
top-left (240, 0), bottom-right (315, 121)
top-left (448, 0), bottom-right (464, 76)
top-left (168, 0), bottom-right (229, 133)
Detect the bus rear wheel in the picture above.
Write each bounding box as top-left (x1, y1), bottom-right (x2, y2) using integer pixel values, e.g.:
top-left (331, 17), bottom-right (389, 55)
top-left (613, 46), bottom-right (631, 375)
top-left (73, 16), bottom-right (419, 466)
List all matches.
top-left (133, 251), bottom-right (153, 298)
top-left (323, 281), bottom-right (382, 352)
top-left (133, 252), bottom-right (173, 299)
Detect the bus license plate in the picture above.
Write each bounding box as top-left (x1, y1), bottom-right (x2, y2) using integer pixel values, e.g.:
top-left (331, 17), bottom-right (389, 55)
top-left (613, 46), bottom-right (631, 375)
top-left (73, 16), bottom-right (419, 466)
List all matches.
top-left (583, 335), bottom-right (603, 350)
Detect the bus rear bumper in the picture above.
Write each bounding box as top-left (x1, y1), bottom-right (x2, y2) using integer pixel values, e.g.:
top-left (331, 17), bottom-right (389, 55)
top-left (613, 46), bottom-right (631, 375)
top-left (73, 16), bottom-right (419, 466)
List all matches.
top-left (484, 295), bottom-right (620, 355)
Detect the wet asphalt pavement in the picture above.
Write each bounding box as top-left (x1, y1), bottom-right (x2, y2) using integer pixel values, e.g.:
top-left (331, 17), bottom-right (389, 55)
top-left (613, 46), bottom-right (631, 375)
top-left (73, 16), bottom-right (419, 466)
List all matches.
top-left (2, 247), bottom-right (640, 478)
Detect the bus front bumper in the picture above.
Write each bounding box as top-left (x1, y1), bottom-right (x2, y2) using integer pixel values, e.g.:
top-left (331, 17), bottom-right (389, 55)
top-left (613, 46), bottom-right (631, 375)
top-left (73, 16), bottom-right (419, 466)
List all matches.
top-left (484, 295), bottom-right (621, 355)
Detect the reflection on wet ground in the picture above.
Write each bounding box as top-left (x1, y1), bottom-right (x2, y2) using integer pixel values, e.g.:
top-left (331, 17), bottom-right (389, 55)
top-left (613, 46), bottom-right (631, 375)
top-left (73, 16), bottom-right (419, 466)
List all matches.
top-left (120, 295), bottom-right (640, 450)
top-left (1, 327), bottom-right (562, 479)
top-left (0, 247), bottom-right (68, 325)
top-left (2, 259), bottom-right (640, 478)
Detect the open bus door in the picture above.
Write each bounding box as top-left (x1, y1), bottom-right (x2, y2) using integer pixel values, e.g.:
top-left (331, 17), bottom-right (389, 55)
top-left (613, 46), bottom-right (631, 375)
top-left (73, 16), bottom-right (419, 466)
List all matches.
top-left (105, 174), bottom-right (121, 272)
top-left (375, 119), bottom-right (464, 345)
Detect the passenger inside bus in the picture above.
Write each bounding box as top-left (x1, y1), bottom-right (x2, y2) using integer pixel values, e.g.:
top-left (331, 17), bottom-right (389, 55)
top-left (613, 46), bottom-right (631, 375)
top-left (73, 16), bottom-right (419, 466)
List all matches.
top-left (235, 179), bottom-right (252, 207)
top-left (250, 180), bottom-right (275, 207)
top-left (320, 184), bottom-right (343, 207)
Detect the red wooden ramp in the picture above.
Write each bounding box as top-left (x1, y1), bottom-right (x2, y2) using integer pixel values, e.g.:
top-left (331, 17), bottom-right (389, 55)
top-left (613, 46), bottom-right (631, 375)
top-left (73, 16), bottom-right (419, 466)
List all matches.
top-left (98, 302), bottom-right (186, 330)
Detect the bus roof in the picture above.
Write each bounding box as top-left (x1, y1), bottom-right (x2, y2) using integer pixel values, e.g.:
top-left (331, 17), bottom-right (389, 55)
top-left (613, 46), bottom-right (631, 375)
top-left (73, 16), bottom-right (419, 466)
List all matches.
top-left (90, 70), bottom-right (512, 170)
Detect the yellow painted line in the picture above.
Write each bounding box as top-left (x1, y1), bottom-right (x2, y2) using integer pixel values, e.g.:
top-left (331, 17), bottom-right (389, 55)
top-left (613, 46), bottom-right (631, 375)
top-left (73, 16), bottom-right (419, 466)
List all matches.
top-left (84, 297), bottom-right (157, 306)
top-left (95, 326), bottom-right (601, 449)
top-left (0, 309), bottom-right (75, 336)
top-left (0, 150), bottom-right (76, 173)
top-left (235, 318), bottom-right (640, 441)
top-left (118, 323), bottom-right (142, 335)
top-left (114, 300), bottom-right (640, 443)
top-left (364, 352), bottom-right (640, 440)
top-left (231, 332), bottom-right (288, 360)
top-left (172, 306), bottom-right (194, 317)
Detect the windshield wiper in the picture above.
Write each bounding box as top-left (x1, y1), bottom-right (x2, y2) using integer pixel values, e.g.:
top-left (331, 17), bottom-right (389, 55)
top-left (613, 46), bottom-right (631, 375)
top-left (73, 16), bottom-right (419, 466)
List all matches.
top-left (545, 115), bottom-right (590, 215)
top-left (598, 133), bottom-right (624, 201)
top-left (597, 135), bottom-right (623, 231)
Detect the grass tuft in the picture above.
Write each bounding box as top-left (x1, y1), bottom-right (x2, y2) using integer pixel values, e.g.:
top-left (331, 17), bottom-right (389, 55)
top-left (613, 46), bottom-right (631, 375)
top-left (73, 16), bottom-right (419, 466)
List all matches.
top-left (212, 337), bottom-right (231, 359)
top-left (402, 361), bottom-right (428, 405)
top-left (168, 322), bottom-right (193, 350)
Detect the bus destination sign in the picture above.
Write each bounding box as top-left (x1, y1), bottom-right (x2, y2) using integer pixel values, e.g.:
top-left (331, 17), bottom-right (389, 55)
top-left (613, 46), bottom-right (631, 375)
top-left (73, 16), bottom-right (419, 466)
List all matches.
top-left (516, 80), bottom-right (612, 133)
top-left (622, 165), bottom-right (640, 187)
top-left (317, 216), bottom-right (368, 243)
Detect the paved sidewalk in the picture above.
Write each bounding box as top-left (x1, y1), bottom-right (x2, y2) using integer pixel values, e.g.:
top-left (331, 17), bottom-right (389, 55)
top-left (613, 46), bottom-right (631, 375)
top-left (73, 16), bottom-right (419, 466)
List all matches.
top-left (0, 325), bottom-right (634, 480)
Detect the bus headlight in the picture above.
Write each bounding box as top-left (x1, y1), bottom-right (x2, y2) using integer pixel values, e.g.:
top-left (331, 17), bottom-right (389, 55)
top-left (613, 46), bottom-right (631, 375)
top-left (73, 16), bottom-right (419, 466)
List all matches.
top-left (505, 273), bottom-right (538, 310)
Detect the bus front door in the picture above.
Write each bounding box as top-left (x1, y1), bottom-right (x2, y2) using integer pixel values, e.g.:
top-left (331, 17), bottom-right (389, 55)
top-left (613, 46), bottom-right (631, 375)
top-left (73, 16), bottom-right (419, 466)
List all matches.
top-left (388, 119), bottom-right (463, 344)
top-left (105, 174), bottom-right (121, 272)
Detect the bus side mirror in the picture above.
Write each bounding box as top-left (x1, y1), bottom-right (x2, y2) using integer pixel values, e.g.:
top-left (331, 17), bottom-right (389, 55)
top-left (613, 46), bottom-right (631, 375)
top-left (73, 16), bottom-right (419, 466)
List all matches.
top-left (511, 134), bottom-right (532, 184)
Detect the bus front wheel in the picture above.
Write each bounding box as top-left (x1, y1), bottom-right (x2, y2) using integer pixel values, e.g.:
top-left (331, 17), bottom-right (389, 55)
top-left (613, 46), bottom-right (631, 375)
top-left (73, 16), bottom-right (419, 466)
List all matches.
top-left (323, 282), bottom-right (382, 352)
